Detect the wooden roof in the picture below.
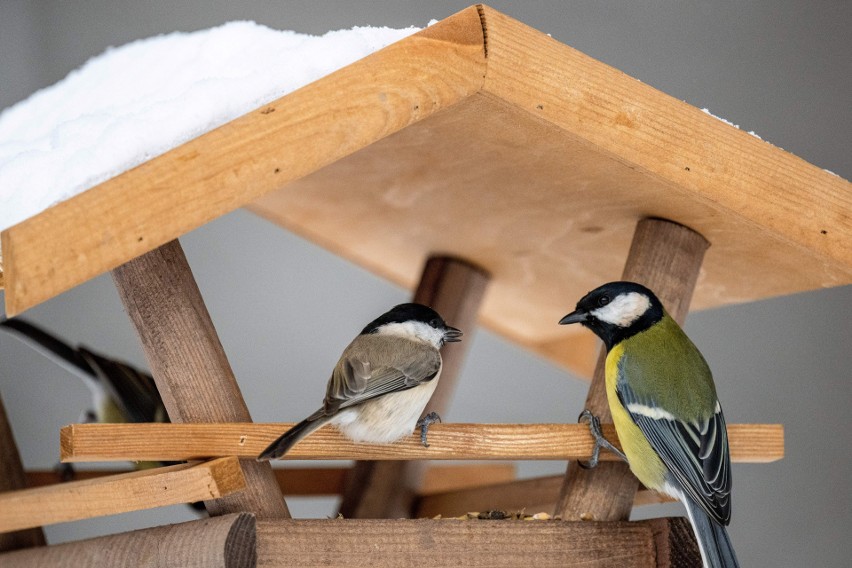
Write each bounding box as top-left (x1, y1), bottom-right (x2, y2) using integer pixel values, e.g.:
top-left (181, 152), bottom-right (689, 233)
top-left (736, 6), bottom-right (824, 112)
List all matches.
top-left (2, 4), bottom-right (849, 377)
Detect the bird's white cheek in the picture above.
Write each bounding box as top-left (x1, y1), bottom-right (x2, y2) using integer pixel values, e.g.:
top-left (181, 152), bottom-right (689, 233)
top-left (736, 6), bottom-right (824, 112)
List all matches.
top-left (335, 378), bottom-right (440, 443)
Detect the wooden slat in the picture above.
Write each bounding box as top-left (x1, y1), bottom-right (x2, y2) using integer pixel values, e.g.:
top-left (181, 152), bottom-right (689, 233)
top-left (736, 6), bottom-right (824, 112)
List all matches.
top-left (0, 5), bottom-right (486, 316)
top-left (555, 219), bottom-right (709, 522)
top-left (0, 513), bottom-right (256, 568)
top-left (0, 394), bottom-right (46, 550)
top-left (256, 517), bottom-right (660, 568)
top-left (24, 464), bottom-right (516, 495)
top-left (0, 458), bottom-right (245, 533)
top-left (339, 256), bottom-right (490, 518)
top-left (60, 422), bottom-right (784, 463)
top-left (414, 475), bottom-right (675, 519)
top-left (112, 240), bottom-right (290, 518)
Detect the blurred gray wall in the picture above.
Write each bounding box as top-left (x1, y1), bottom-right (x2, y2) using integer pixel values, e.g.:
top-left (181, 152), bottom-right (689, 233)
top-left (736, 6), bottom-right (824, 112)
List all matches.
top-left (1, 1), bottom-right (850, 565)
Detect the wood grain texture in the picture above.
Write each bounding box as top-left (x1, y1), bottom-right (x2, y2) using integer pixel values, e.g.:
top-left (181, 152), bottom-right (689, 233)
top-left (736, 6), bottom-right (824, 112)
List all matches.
top-left (111, 240), bottom-right (289, 519)
top-left (256, 518), bottom-right (658, 567)
top-left (0, 458), bottom-right (245, 534)
top-left (0, 394), bottom-right (46, 551)
top-left (555, 219), bottom-right (709, 521)
top-left (339, 256), bottom-right (489, 519)
top-left (60, 422), bottom-right (784, 463)
top-left (647, 517), bottom-right (703, 568)
top-left (1, 5), bottom-right (486, 316)
top-left (24, 464), bottom-right (516, 495)
top-left (414, 474), bottom-right (675, 519)
top-left (0, 513), bottom-right (256, 568)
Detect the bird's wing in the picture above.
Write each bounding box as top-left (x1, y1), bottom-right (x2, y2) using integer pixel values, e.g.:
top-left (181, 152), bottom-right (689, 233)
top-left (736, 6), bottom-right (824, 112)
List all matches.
top-left (321, 339), bottom-right (441, 415)
top-left (78, 348), bottom-right (167, 424)
top-left (0, 318), bottom-right (96, 380)
top-left (617, 380), bottom-right (732, 525)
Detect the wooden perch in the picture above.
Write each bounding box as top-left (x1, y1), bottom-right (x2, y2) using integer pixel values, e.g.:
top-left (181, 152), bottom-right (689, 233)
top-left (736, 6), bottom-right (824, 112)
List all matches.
top-left (254, 517), bottom-right (696, 567)
top-left (0, 513), bottom-right (255, 568)
top-left (25, 464), bottom-right (516, 496)
top-left (0, 457), bottom-right (245, 534)
top-left (60, 422), bottom-right (784, 463)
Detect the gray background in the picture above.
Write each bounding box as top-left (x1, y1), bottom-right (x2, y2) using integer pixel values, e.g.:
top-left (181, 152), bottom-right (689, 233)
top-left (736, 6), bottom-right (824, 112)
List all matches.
top-left (1, 1), bottom-right (850, 565)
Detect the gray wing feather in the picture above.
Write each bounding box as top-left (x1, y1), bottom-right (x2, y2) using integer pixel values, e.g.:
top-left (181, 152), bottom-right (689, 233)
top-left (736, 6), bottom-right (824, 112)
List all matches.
top-left (618, 380), bottom-right (731, 525)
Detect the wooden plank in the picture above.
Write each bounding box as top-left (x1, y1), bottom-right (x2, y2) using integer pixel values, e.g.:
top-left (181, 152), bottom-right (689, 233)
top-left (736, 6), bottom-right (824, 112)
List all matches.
top-left (0, 393), bottom-right (46, 550)
top-left (255, 518), bottom-right (658, 568)
top-left (1, 5), bottom-right (486, 316)
top-left (0, 513), bottom-right (255, 568)
top-left (647, 517), bottom-right (703, 568)
top-left (555, 219), bottom-right (709, 521)
top-left (111, 240), bottom-right (289, 518)
top-left (23, 464), bottom-right (516, 496)
top-left (339, 256), bottom-right (489, 518)
top-left (414, 475), bottom-right (675, 519)
top-left (60, 422), bottom-right (784, 463)
top-left (0, 458), bottom-right (245, 533)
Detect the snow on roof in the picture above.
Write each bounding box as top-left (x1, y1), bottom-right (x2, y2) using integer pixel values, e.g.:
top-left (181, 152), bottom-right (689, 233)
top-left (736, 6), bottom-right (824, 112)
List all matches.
top-left (0, 21), bottom-right (420, 233)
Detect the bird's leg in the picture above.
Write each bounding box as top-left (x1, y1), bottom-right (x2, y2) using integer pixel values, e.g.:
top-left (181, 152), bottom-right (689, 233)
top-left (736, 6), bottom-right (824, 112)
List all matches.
top-left (416, 411), bottom-right (442, 447)
top-left (578, 409), bottom-right (627, 468)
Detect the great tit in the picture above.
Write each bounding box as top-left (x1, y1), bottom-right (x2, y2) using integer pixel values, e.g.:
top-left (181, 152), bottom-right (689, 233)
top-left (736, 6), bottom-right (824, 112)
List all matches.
top-left (0, 318), bottom-right (168, 473)
top-left (560, 281), bottom-right (739, 568)
top-left (257, 303), bottom-right (462, 461)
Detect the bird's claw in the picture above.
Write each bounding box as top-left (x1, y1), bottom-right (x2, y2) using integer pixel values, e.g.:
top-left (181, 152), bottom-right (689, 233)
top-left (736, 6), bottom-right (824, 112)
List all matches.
top-left (577, 409), bottom-right (627, 469)
top-left (417, 411), bottom-right (442, 447)
top-left (54, 461), bottom-right (76, 483)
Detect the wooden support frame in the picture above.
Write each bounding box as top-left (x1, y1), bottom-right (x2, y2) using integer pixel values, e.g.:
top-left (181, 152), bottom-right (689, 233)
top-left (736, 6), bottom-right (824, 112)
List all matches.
top-left (254, 517), bottom-right (696, 567)
top-left (555, 218), bottom-right (710, 521)
top-left (0, 513), bottom-right (255, 568)
top-left (111, 239), bottom-right (290, 519)
top-left (0, 458), bottom-right (245, 534)
top-left (59, 422), bottom-right (783, 463)
top-left (0, 393), bottom-right (46, 551)
top-left (339, 256), bottom-right (489, 518)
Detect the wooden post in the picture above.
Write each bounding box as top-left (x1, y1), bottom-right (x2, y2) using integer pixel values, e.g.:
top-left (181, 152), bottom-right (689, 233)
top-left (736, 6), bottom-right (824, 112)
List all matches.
top-left (111, 239), bottom-right (289, 518)
top-left (0, 393), bottom-right (46, 552)
top-left (554, 218), bottom-right (709, 521)
top-left (0, 513), bottom-right (255, 568)
top-left (338, 256), bottom-right (489, 518)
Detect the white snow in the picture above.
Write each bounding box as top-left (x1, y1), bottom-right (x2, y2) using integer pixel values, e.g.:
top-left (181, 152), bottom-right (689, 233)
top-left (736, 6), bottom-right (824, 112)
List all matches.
top-left (701, 107), bottom-right (764, 141)
top-left (0, 21), bottom-right (421, 232)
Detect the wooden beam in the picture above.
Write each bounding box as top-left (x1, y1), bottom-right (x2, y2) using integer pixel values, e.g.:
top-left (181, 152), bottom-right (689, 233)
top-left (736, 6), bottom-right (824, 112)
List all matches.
top-left (0, 458), bottom-right (245, 534)
top-left (414, 475), bottom-right (676, 519)
top-left (60, 422), bottom-right (784, 463)
top-left (555, 218), bottom-right (710, 521)
top-left (24, 463), bottom-right (516, 496)
top-left (111, 239), bottom-right (289, 518)
top-left (254, 517), bottom-right (700, 567)
top-left (339, 256), bottom-right (489, 518)
top-left (0, 393), bottom-right (46, 551)
top-left (0, 512), bottom-right (255, 568)
top-left (647, 517), bottom-right (703, 568)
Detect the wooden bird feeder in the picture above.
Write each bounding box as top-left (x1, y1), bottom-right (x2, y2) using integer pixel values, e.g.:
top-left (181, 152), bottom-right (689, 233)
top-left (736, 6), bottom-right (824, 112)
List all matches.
top-left (1, 3), bottom-right (846, 566)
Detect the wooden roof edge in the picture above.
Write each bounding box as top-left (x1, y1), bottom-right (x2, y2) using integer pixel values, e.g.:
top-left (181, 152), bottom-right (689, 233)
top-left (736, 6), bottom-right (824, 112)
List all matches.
top-left (0, 5), bottom-right (488, 316)
top-left (476, 5), bottom-right (851, 273)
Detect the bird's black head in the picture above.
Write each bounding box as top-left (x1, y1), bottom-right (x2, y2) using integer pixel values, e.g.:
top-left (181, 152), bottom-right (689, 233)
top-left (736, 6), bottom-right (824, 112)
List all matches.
top-left (559, 281), bottom-right (664, 350)
top-left (362, 303), bottom-right (462, 347)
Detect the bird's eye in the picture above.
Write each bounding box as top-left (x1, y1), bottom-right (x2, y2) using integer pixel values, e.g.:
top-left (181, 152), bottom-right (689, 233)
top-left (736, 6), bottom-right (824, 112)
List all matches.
top-left (429, 318), bottom-right (440, 329)
top-left (598, 295), bottom-right (610, 307)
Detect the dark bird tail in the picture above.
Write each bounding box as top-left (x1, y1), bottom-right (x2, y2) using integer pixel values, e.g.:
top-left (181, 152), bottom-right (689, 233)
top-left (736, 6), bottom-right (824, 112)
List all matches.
top-left (683, 497), bottom-right (740, 568)
top-left (257, 412), bottom-right (329, 461)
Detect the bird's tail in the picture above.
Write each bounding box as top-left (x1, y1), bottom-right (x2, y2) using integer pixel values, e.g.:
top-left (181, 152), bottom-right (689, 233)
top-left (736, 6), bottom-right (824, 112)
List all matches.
top-left (683, 497), bottom-right (740, 568)
top-left (257, 412), bottom-right (330, 461)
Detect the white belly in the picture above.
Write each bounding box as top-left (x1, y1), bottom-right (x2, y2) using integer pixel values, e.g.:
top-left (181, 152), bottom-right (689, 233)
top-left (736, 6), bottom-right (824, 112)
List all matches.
top-left (331, 376), bottom-right (440, 443)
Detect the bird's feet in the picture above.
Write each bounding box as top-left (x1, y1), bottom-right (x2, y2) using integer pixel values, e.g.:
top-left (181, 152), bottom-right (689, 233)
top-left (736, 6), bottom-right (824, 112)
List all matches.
top-left (54, 461), bottom-right (76, 483)
top-left (416, 411), bottom-right (442, 447)
top-left (578, 409), bottom-right (627, 469)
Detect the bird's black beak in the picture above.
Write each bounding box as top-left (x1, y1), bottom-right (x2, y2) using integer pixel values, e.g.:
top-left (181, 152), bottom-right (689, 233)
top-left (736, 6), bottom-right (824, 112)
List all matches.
top-left (559, 310), bottom-right (587, 325)
top-left (443, 326), bottom-right (463, 342)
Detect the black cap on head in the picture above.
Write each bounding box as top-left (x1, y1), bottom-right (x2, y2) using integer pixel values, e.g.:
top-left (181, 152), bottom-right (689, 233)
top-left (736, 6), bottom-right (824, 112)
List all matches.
top-left (361, 303), bottom-right (461, 340)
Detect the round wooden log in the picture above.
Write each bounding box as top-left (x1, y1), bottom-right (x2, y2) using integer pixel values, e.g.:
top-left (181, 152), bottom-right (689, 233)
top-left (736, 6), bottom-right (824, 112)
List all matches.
top-left (0, 393), bottom-right (46, 552)
top-left (0, 513), bottom-right (255, 568)
top-left (554, 218), bottom-right (709, 521)
top-left (111, 239), bottom-right (289, 519)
